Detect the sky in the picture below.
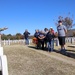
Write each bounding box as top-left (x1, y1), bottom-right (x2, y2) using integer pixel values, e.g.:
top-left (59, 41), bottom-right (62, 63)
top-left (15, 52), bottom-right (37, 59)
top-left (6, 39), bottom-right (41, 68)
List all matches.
top-left (0, 0), bottom-right (75, 35)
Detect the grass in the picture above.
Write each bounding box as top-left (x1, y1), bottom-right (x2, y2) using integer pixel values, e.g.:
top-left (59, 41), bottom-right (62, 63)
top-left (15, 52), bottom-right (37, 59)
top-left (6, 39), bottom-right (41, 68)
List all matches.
top-left (3, 44), bottom-right (75, 75)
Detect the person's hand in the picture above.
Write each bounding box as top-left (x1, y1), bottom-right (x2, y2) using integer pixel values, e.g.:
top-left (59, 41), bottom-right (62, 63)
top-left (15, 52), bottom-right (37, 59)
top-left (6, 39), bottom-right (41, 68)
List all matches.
top-left (54, 32), bottom-right (58, 37)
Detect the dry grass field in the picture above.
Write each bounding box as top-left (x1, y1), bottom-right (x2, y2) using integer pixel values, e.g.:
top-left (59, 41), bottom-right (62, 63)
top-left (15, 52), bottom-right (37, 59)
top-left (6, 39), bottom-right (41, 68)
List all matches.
top-left (3, 44), bottom-right (75, 75)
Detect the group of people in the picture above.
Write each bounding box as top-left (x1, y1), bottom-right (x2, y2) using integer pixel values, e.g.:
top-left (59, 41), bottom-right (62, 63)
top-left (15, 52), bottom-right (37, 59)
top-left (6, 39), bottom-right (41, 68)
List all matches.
top-left (34, 27), bottom-right (55, 52)
top-left (24, 20), bottom-right (67, 53)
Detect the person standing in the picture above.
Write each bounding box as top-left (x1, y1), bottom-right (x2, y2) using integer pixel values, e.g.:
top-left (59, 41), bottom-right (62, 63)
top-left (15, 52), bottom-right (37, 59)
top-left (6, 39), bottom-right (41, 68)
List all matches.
top-left (34, 29), bottom-right (40, 49)
top-left (57, 20), bottom-right (67, 53)
top-left (50, 27), bottom-right (55, 50)
top-left (23, 29), bottom-right (30, 45)
top-left (46, 28), bottom-right (54, 52)
top-left (44, 28), bottom-right (49, 48)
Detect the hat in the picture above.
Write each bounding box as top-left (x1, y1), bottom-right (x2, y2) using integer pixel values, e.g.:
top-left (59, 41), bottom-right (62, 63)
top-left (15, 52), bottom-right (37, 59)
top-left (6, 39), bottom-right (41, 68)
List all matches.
top-left (58, 20), bottom-right (62, 23)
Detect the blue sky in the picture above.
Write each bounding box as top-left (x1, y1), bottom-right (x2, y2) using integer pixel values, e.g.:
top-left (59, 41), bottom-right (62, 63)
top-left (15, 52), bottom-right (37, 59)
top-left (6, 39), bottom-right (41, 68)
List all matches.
top-left (0, 0), bottom-right (75, 35)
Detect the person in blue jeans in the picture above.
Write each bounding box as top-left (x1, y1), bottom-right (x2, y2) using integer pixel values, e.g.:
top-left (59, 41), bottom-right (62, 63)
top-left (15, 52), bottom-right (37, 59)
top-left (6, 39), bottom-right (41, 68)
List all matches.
top-left (25, 38), bottom-right (29, 45)
top-left (46, 28), bottom-right (54, 52)
top-left (23, 29), bottom-right (30, 45)
top-left (44, 28), bottom-right (49, 49)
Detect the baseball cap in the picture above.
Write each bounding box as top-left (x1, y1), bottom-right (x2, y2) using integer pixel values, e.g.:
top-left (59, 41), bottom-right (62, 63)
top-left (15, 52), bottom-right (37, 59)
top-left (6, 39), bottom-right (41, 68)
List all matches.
top-left (58, 20), bottom-right (62, 23)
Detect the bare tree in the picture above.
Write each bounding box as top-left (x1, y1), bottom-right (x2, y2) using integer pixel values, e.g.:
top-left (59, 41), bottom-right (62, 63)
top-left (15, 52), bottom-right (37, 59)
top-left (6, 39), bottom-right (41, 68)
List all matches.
top-left (55, 13), bottom-right (75, 30)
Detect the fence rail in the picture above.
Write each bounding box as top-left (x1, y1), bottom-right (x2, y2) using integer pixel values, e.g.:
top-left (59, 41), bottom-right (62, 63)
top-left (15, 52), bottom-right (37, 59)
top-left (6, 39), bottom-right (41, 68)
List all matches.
top-left (1, 37), bottom-right (75, 46)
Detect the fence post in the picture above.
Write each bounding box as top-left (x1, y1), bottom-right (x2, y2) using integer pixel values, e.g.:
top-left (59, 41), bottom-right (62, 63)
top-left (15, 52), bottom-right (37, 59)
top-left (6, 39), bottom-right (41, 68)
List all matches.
top-left (0, 47), bottom-right (3, 71)
top-left (0, 34), bottom-right (1, 47)
top-left (71, 37), bottom-right (74, 44)
top-left (0, 55), bottom-right (8, 75)
top-left (56, 38), bottom-right (59, 46)
top-left (0, 47), bottom-right (3, 55)
top-left (4, 40), bottom-right (6, 46)
top-left (8, 39), bottom-right (10, 45)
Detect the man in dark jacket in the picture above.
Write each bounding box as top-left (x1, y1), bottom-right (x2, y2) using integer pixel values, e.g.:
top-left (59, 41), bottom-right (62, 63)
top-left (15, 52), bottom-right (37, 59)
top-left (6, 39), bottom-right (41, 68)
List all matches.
top-left (34, 29), bottom-right (40, 49)
top-left (38, 30), bottom-right (45, 50)
top-left (46, 28), bottom-right (54, 52)
top-left (23, 29), bottom-right (30, 45)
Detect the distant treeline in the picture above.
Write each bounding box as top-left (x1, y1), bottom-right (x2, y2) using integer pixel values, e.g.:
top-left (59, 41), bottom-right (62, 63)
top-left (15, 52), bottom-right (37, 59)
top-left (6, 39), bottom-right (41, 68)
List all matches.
top-left (1, 33), bottom-right (34, 40)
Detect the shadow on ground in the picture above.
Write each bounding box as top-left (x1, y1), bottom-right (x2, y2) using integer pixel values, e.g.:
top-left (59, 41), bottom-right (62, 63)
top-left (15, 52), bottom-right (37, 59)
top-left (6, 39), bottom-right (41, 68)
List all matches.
top-left (28, 46), bottom-right (75, 59)
top-left (28, 46), bottom-right (48, 51)
top-left (28, 46), bottom-right (37, 49)
top-left (54, 49), bottom-right (75, 59)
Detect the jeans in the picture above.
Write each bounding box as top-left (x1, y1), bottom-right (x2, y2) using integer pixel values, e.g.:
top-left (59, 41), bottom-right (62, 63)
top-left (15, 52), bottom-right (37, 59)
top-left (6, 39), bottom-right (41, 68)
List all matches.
top-left (25, 38), bottom-right (29, 45)
top-left (48, 40), bottom-right (54, 52)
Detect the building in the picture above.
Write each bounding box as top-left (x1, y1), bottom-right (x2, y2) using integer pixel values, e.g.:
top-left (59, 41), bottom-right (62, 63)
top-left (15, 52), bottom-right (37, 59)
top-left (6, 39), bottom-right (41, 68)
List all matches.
top-left (67, 29), bottom-right (75, 37)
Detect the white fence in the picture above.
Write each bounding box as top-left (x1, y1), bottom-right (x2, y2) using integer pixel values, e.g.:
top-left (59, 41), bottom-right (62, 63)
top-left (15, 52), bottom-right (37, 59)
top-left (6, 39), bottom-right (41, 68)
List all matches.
top-left (1, 39), bottom-right (32, 46)
top-left (65, 37), bottom-right (75, 43)
top-left (1, 37), bottom-right (75, 46)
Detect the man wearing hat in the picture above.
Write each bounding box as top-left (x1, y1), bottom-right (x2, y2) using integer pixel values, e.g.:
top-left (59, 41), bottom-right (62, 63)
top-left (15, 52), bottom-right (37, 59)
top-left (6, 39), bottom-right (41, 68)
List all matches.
top-left (57, 20), bottom-right (67, 53)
